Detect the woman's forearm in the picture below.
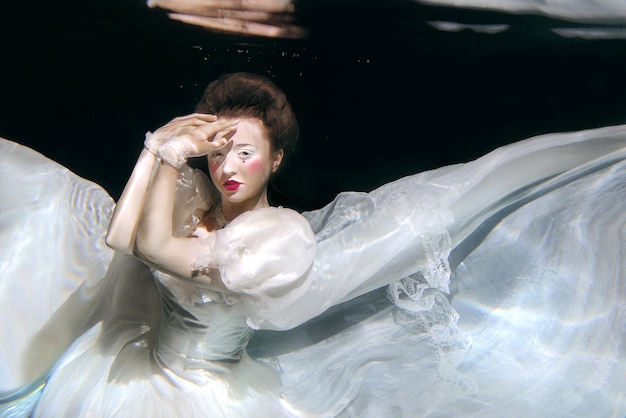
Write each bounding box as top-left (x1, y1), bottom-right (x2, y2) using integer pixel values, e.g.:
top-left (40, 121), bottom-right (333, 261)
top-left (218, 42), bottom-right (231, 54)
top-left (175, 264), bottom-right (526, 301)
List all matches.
top-left (134, 160), bottom-right (179, 262)
top-left (106, 148), bottom-right (158, 254)
top-left (119, 114), bottom-right (235, 277)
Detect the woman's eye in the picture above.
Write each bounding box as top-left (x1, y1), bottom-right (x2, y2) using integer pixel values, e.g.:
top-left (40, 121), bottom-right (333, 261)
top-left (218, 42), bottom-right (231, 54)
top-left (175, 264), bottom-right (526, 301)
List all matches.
top-left (239, 151), bottom-right (252, 159)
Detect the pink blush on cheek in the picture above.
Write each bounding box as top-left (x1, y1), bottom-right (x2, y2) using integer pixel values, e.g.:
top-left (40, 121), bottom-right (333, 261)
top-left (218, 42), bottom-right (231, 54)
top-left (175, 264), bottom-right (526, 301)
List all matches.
top-left (245, 158), bottom-right (264, 173)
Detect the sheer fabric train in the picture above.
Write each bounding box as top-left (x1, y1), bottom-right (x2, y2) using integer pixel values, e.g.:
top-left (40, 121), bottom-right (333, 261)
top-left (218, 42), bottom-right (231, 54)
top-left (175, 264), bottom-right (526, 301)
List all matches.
top-left (0, 124), bottom-right (625, 417)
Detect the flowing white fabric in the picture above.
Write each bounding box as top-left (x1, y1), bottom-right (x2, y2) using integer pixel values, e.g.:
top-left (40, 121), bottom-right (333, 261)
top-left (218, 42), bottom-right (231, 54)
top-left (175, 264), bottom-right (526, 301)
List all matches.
top-left (0, 123), bottom-right (625, 417)
top-left (417, 0), bottom-right (626, 22)
top-left (0, 140), bottom-right (114, 390)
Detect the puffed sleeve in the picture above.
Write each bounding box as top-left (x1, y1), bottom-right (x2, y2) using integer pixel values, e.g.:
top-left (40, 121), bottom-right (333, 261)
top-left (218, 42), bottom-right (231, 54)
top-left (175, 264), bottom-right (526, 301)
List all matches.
top-left (196, 207), bottom-right (316, 329)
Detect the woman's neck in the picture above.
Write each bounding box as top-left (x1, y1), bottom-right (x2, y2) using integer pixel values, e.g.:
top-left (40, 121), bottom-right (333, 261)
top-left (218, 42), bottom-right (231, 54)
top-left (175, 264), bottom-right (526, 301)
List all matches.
top-left (220, 192), bottom-right (269, 222)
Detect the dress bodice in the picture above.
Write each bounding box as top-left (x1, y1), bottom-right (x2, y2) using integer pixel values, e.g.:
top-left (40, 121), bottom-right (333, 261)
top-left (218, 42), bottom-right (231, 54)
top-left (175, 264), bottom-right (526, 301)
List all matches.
top-left (152, 271), bottom-right (252, 378)
top-left (146, 204), bottom-right (317, 382)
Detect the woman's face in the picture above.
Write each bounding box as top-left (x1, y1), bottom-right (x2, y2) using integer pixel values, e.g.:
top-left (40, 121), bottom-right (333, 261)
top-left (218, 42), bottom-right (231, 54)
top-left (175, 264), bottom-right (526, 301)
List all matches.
top-left (208, 118), bottom-right (282, 208)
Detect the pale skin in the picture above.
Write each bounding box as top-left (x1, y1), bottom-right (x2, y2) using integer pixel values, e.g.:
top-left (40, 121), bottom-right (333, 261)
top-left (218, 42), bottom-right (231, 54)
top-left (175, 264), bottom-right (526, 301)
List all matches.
top-left (106, 114), bottom-right (283, 289)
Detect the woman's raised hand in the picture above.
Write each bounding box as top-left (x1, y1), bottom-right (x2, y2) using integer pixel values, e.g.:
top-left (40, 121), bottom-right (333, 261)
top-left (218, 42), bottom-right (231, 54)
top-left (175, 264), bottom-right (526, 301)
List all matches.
top-left (147, 113), bottom-right (238, 169)
top-left (145, 113), bottom-right (212, 154)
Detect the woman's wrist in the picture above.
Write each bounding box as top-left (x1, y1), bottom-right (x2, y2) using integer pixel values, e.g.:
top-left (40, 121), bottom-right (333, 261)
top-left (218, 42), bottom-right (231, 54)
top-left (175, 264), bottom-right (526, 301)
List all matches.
top-left (144, 132), bottom-right (191, 169)
top-left (158, 137), bottom-right (190, 169)
top-left (143, 131), bottom-right (161, 156)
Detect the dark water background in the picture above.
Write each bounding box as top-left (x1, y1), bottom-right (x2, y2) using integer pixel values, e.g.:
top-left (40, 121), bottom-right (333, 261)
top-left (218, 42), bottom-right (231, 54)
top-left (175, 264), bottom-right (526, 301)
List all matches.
top-left (2, 0), bottom-right (626, 211)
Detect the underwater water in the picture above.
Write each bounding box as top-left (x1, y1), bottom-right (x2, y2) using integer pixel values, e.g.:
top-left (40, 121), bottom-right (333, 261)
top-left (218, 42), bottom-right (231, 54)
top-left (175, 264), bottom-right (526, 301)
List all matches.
top-left (0, 1), bottom-right (625, 417)
top-left (1, 0), bottom-right (626, 210)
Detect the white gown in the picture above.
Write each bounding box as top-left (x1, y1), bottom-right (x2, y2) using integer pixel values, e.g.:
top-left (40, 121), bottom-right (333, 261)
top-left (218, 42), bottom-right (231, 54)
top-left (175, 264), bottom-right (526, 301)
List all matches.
top-left (0, 123), bottom-right (625, 417)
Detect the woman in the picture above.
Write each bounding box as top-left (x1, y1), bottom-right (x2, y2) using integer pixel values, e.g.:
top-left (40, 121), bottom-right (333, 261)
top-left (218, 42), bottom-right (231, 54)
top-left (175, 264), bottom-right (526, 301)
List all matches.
top-left (1, 72), bottom-right (625, 417)
top-left (107, 72), bottom-right (314, 298)
top-left (26, 73), bottom-right (319, 417)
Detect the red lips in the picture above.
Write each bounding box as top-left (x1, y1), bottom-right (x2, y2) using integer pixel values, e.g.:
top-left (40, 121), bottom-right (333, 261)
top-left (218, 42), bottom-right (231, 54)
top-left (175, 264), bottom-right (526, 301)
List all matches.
top-left (224, 180), bottom-right (241, 191)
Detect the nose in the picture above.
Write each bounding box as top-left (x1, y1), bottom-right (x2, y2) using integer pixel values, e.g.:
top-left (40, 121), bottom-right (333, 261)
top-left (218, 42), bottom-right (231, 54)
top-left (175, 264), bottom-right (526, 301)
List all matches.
top-left (222, 151), bottom-right (238, 176)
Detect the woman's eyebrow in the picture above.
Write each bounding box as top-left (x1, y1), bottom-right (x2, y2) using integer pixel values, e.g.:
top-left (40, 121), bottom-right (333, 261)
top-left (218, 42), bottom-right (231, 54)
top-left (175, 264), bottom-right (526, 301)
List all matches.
top-left (234, 143), bottom-right (257, 149)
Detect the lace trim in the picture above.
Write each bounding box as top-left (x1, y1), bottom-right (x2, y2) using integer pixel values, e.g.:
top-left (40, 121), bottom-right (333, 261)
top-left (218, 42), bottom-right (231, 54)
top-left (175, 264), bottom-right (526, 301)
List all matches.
top-left (388, 229), bottom-right (475, 395)
top-left (172, 165), bottom-right (219, 237)
top-left (212, 205), bottom-right (229, 229)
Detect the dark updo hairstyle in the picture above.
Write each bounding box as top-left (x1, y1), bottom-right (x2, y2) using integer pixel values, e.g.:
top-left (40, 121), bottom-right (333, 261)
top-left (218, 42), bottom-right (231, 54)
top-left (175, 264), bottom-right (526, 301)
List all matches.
top-left (195, 72), bottom-right (299, 161)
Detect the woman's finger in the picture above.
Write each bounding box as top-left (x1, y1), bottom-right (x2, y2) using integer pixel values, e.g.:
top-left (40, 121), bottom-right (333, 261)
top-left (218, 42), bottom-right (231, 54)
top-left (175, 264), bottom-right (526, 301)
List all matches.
top-left (171, 113), bottom-right (217, 123)
top-left (163, 114), bottom-right (218, 130)
top-left (195, 119), bottom-right (239, 139)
